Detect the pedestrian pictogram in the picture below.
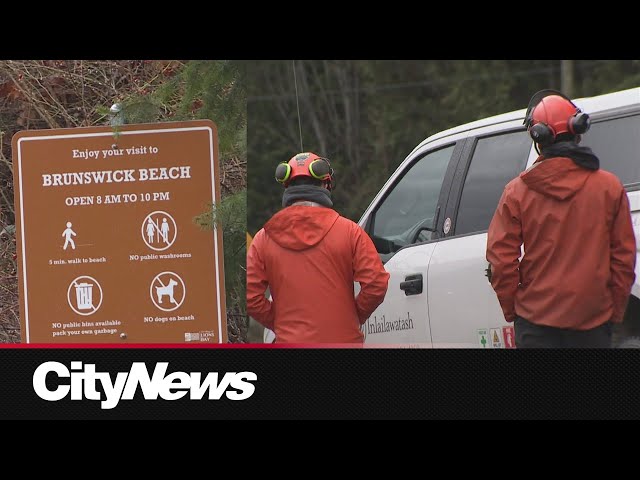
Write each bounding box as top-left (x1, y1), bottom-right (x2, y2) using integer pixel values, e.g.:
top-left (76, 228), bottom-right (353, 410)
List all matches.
top-left (62, 221), bottom-right (77, 250)
top-left (490, 328), bottom-right (504, 348)
top-left (150, 271), bottom-right (186, 311)
top-left (503, 326), bottom-right (516, 348)
top-left (141, 211), bottom-right (177, 251)
top-left (67, 275), bottom-right (103, 316)
top-left (478, 328), bottom-right (488, 348)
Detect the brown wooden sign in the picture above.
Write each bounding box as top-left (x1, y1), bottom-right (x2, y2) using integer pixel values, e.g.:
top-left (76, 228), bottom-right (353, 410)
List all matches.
top-left (12, 120), bottom-right (227, 343)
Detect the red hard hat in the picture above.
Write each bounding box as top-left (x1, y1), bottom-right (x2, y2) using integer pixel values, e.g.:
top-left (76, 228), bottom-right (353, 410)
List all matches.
top-left (530, 95), bottom-right (579, 136)
top-left (274, 152), bottom-right (334, 189)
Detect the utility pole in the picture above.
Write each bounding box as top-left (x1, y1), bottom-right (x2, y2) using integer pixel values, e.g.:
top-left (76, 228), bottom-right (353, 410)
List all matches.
top-left (561, 60), bottom-right (575, 97)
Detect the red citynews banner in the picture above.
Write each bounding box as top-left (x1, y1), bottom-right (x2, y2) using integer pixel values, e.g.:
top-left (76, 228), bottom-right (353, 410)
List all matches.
top-left (12, 120), bottom-right (227, 344)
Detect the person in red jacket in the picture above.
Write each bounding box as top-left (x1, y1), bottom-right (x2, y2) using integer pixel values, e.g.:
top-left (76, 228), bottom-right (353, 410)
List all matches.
top-left (247, 152), bottom-right (390, 344)
top-left (486, 90), bottom-right (636, 348)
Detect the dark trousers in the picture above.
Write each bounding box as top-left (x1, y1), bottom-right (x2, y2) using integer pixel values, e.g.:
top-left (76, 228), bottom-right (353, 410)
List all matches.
top-left (514, 316), bottom-right (612, 348)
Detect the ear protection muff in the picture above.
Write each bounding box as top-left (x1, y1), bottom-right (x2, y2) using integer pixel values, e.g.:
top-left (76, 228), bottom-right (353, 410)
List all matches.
top-left (528, 122), bottom-right (556, 146)
top-left (275, 162), bottom-right (291, 184)
top-left (312, 157), bottom-right (336, 191)
top-left (524, 89), bottom-right (590, 145)
top-left (308, 158), bottom-right (332, 181)
top-left (568, 111), bottom-right (591, 134)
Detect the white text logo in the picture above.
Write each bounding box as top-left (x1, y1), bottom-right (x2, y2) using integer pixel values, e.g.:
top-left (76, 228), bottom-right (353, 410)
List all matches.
top-left (33, 361), bottom-right (257, 409)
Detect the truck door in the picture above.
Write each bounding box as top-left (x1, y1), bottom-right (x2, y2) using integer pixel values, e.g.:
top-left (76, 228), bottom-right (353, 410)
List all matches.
top-left (427, 129), bottom-right (532, 347)
top-left (360, 142), bottom-right (463, 346)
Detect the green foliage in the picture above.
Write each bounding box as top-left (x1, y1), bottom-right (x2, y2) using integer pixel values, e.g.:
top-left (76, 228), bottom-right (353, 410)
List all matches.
top-left (120, 60), bottom-right (246, 164)
top-left (194, 189), bottom-right (247, 313)
top-left (579, 60), bottom-right (640, 95)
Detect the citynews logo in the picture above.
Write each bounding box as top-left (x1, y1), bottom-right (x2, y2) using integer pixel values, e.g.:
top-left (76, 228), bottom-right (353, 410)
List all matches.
top-left (33, 361), bottom-right (257, 410)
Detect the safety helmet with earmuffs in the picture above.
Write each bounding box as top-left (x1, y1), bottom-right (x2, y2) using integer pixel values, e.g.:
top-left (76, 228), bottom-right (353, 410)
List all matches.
top-left (524, 89), bottom-right (591, 146)
top-left (275, 152), bottom-right (335, 191)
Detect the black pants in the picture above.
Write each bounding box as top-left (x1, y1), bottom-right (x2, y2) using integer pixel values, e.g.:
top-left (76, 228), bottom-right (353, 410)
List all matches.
top-left (514, 316), bottom-right (612, 348)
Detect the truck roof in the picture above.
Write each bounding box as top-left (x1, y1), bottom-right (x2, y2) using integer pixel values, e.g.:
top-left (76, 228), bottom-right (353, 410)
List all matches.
top-left (413, 86), bottom-right (640, 153)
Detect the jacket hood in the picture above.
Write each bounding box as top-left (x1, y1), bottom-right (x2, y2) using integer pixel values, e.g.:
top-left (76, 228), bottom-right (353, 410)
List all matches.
top-left (264, 206), bottom-right (339, 251)
top-left (520, 156), bottom-right (593, 201)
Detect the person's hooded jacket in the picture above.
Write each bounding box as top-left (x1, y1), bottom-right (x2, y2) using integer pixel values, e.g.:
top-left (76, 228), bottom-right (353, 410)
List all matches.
top-left (247, 205), bottom-right (390, 343)
top-left (487, 146), bottom-right (636, 330)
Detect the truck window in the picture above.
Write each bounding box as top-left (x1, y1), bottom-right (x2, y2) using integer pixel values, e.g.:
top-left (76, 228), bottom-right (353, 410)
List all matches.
top-left (455, 131), bottom-right (531, 235)
top-left (580, 114), bottom-right (640, 186)
top-left (369, 144), bottom-right (455, 259)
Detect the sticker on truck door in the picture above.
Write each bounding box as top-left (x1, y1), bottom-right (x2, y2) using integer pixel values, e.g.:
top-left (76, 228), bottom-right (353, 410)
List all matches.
top-left (490, 328), bottom-right (504, 348)
top-left (477, 328), bottom-right (488, 348)
top-left (502, 326), bottom-right (516, 348)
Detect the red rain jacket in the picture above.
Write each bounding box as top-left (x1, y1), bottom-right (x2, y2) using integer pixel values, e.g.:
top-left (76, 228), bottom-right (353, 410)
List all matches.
top-left (247, 205), bottom-right (389, 343)
top-left (487, 156), bottom-right (636, 330)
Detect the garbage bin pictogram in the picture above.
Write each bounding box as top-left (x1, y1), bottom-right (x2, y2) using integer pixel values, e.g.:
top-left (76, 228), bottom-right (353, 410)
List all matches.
top-left (75, 282), bottom-right (94, 310)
